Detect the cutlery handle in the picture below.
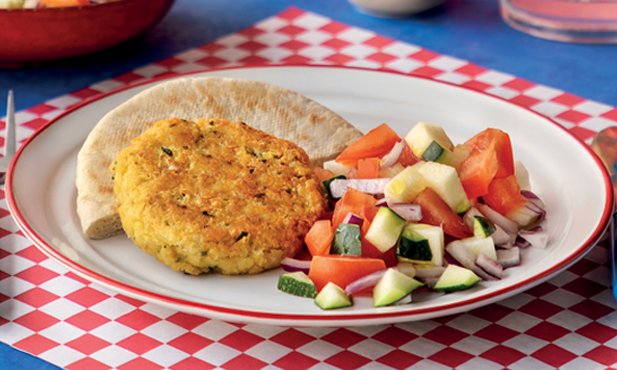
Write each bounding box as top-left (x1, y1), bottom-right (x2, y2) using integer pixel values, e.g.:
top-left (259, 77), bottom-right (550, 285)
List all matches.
top-left (608, 212), bottom-right (617, 300)
top-left (5, 90), bottom-right (15, 158)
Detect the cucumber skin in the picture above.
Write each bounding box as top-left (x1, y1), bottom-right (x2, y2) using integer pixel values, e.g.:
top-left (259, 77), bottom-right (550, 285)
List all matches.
top-left (399, 223), bottom-right (444, 266)
top-left (422, 141), bottom-right (445, 162)
top-left (332, 224), bottom-right (362, 256)
top-left (433, 265), bottom-right (480, 292)
top-left (398, 237), bottom-right (433, 262)
top-left (277, 274), bottom-right (317, 298)
top-left (323, 175), bottom-right (346, 199)
top-left (473, 216), bottom-right (496, 238)
top-left (433, 283), bottom-right (477, 293)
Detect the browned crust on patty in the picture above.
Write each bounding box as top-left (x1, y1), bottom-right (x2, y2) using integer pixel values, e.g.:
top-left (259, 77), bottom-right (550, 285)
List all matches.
top-left (111, 118), bottom-right (327, 275)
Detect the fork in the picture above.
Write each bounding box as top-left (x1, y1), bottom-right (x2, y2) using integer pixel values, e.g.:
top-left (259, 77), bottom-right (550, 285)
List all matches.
top-left (0, 90), bottom-right (16, 185)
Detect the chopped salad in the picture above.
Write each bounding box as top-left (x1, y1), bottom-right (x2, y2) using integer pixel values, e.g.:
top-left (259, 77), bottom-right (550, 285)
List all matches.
top-left (277, 122), bottom-right (547, 310)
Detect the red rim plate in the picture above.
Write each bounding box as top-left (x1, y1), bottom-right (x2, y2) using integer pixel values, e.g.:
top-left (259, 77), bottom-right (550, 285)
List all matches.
top-left (5, 64), bottom-right (614, 325)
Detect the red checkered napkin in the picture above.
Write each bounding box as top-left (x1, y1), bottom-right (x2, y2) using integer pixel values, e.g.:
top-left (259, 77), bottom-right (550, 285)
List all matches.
top-left (1, 7), bottom-right (617, 370)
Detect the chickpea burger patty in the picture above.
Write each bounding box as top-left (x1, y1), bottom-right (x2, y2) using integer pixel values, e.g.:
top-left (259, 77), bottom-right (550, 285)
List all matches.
top-left (111, 118), bottom-right (327, 275)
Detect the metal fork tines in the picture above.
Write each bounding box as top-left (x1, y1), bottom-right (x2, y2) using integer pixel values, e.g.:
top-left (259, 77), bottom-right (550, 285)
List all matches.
top-left (0, 90), bottom-right (16, 185)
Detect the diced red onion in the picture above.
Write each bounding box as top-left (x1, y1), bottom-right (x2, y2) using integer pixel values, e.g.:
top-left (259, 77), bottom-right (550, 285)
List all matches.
top-left (521, 190), bottom-right (546, 209)
top-left (473, 265), bottom-right (499, 281)
top-left (280, 257), bottom-right (311, 273)
top-left (323, 160), bottom-right (352, 177)
top-left (476, 254), bottom-right (503, 279)
top-left (329, 178), bottom-right (391, 199)
top-left (343, 212), bottom-right (364, 226)
top-left (518, 226), bottom-right (548, 248)
top-left (445, 241), bottom-right (476, 270)
top-left (463, 207), bottom-right (484, 230)
top-left (514, 236), bottom-right (532, 249)
top-left (389, 204), bottom-right (423, 222)
top-left (507, 201), bottom-right (545, 228)
top-left (422, 276), bottom-right (441, 289)
top-left (496, 239), bottom-right (515, 249)
top-left (414, 266), bottom-right (446, 279)
top-left (380, 140), bottom-right (406, 168)
top-left (464, 207), bottom-right (515, 246)
top-left (345, 268), bottom-right (387, 296)
top-left (525, 201), bottom-right (546, 225)
top-left (497, 247), bottom-right (521, 268)
top-left (492, 224), bottom-right (515, 246)
top-left (477, 203), bottom-right (519, 235)
top-left (395, 262), bottom-right (416, 278)
top-left (376, 198), bottom-right (389, 208)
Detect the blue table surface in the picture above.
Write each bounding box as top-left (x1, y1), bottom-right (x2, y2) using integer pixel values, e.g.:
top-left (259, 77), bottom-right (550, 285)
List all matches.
top-left (0, 0), bottom-right (615, 368)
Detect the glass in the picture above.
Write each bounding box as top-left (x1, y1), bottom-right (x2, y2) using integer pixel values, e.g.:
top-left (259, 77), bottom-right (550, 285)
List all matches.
top-left (500, 0), bottom-right (617, 43)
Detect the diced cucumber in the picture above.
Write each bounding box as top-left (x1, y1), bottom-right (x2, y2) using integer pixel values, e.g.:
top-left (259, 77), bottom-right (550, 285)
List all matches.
top-left (277, 272), bottom-right (317, 298)
top-left (416, 161), bottom-right (471, 213)
top-left (398, 223), bottom-right (444, 266)
top-left (433, 264), bottom-right (480, 292)
top-left (323, 175), bottom-right (346, 199)
top-left (399, 237), bottom-right (431, 262)
top-left (365, 207), bottom-right (406, 253)
top-left (405, 122), bottom-right (454, 159)
top-left (332, 223), bottom-right (362, 256)
top-left (442, 144), bottom-right (471, 172)
top-left (465, 208), bottom-right (512, 247)
top-left (373, 268), bottom-right (424, 307)
top-left (315, 282), bottom-right (352, 310)
top-left (384, 163), bottom-right (426, 203)
top-left (422, 140), bottom-right (449, 162)
top-left (463, 207), bottom-right (483, 230)
top-left (473, 216), bottom-right (496, 238)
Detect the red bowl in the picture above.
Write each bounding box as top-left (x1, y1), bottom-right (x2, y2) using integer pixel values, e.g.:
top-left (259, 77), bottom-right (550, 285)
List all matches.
top-left (0, 0), bottom-right (175, 63)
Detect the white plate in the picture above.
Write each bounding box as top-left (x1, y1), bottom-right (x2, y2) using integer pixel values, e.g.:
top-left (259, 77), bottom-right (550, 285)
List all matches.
top-left (6, 66), bottom-right (613, 326)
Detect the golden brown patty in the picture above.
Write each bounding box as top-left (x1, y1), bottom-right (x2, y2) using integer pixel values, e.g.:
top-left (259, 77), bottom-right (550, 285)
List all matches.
top-left (111, 118), bottom-right (327, 275)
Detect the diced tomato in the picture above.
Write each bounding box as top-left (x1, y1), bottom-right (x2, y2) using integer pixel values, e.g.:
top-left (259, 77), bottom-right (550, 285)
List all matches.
top-left (413, 188), bottom-right (472, 239)
top-left (308, 255), bottom-right (386, 291)
top-left (336, 124), bottom-right (400, 166)
top-left (313, 167), bottom-right (336, 183)
top-left (459, 146), bottom-right (498, 200)
top-left (356, 157), bottom-right (381, 179)
top-left (305, 220), bottom-right (334, 256)
top-left (460, 128), bottom-right (515, 199)
top-left (331, 189), bottom-right (378, 230)
top-left (361, 219), bottom-right (398, 267)
top-left (464, 128), bottom-right (514, 178)
top-left (396, 144), bottom-right (420, 167)
top-left (482, 175), bottom-right (528, 215)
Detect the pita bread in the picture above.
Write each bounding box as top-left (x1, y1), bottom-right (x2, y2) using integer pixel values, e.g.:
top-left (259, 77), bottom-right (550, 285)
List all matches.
top-left (76, 76), bottom-right (362, 239)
